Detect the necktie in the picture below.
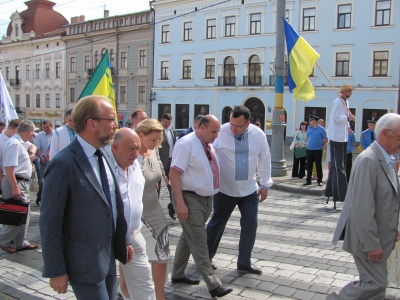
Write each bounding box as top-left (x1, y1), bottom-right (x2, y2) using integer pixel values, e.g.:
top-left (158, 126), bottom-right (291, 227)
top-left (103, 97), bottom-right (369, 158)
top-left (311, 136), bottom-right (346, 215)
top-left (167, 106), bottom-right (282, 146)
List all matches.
top-left (371, 131), bottom-right (375, 141)
top-left (95, 149), bottom-right (113, 215)
top-left (389, 160), bottom-right (398, 193)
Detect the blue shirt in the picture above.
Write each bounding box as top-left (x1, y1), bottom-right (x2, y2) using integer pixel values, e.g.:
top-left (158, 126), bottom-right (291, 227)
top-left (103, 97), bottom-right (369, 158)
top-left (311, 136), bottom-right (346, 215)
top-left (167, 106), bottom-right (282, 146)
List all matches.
top-left (347, 132), bottom-right (356, 153)
top-left (307, 125), bottom-right (326, 150)
top-left (360, 128), bottom-right (375, 150)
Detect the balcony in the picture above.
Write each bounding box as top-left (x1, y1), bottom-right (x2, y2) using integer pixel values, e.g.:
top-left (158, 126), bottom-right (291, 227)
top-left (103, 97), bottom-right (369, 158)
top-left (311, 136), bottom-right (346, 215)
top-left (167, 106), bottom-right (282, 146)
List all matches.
top-left (218, 76), bottom-right (236, 87)
top-left (243, 76), bottom-right (262, 86)
top-left (15, 107), bottom-right (23, 113)
top-left (9, 79), bottom-right (20, 86)
top-left (87, 68), bottom-right (95, 77)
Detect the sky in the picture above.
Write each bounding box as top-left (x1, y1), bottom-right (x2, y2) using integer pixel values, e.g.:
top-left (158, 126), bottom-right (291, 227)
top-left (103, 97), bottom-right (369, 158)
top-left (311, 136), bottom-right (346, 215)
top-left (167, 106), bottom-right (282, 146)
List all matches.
top-left (0, 0), bottom-right (151, 38)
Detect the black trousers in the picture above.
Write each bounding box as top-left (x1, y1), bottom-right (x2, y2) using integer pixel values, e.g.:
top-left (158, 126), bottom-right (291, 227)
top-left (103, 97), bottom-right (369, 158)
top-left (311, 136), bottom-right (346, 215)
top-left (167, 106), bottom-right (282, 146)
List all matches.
top-left (346, 152), bottom-right (353, 183)
top-left (306, 149), bottom-right (323, 183)
top-left (292, 152), bottom-right (306, 178)
top-left (329, 141), bottom-right (348, 202)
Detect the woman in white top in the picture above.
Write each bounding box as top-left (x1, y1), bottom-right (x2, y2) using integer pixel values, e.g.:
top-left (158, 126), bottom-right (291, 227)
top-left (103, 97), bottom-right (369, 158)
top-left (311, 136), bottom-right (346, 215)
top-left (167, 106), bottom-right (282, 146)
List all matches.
top-left (291, 122), bottom-right (308, 179)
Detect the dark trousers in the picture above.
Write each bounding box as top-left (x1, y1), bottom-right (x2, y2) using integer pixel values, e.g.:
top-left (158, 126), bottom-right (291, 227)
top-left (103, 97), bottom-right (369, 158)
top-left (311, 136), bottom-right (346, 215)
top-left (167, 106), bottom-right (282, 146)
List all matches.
top-left (346, 152), bottom-right (353, 183)
top-left (329, 141), bottom-right (348, 202)
top-left (291, 152), bottom-right (306, 178)
top-left (306, 149), bottom-right (323, 183)
top-left (206, 191), bottom-right (258, 267)
top-left (37, 161), bottom-right (48, 200)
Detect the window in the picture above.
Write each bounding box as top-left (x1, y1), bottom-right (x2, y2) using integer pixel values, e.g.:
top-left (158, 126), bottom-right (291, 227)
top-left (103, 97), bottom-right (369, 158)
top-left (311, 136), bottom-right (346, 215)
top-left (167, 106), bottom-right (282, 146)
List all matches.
top-left (158, 104), bottom-right (171, 121)
top-left (45, 93), bottom-right (50, 108)
top-left (335, 52), bottom-right (350, 76)
top-left (225, 16), bottom-right (236, 37)
top-left (26, 65), bottom-right (30, 80)
top-left (119, 86), bottom-right (126, 103)
top-left (375, 0), bottom-right (391, 26)
top-left (70, 87), bottom-right (75, 103)
top-left (26, 94), bottom-right (30, 108)
top-left (194, 104), bottom-right (209, 118)
top-left (85, 55), bottom-right (90, 71)
top-left (248, 55), bottom-right (261, 86)
top-left (161, 24), bottom-right (170, 43)
top-left (138, 85), bottom-right (145, 103)
top-left (121, 52), bottom-right (127, 68)
top-left (182, 60), bottom-right (191, 79)
top-left (206, 19), bottom-right (216, 39)
top-left (139, 50), bottom-right (146, 67)
top-left (5, 67), bottom-right (9, 80)
top-left (161, 61), bottom-right (169, 80)
top-left (56, 93), bottom-right (60, 108)
top-left (15, 94), bottom-right (20, 111)
top-left (303, 8), bottom-right (316, 31)
top-left (15, 66), bottom-right (20, 81)
top-left (70, 57), bottom-right (76, 72)
top-left (95, 51), bottom-right (99, 66)
top-left (176, 104), bottom-right (189, 129)
top-left (205, 58), bottom-right (215, 79)
top-left (222, 56), bottom-right (235, 86)
top-left (373, 51), bottom-right (388, 76)
top-left (183, 21), bottom-right (193, 41)
top-left (36, 94), bottom-right (40, 108)
top-left (56, 62), bottom-right (61, 78)
top-left (337, 4), bottom-right (351, 29)
top-left (250, 13), bottom-right (261, 35)
top-left (45, 63), bottom-right (50, 79)
top-left (35, 64), bottom-right (40, 79)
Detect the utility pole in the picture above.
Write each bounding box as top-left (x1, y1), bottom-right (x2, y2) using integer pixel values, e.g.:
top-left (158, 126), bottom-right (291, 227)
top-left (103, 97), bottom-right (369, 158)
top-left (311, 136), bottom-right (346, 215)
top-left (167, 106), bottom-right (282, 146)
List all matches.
top-left (271, 0), bottom-right (287, 177)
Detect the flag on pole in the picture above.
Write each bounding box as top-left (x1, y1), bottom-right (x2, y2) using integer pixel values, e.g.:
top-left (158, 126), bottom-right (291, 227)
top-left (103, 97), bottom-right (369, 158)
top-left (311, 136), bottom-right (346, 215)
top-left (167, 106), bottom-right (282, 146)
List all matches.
top-left (0, 72), bottom-right (18, 126)
top-left (78, 50), bottom-right (116, 111)
top-left (283, 18), bottom-right (320, 101)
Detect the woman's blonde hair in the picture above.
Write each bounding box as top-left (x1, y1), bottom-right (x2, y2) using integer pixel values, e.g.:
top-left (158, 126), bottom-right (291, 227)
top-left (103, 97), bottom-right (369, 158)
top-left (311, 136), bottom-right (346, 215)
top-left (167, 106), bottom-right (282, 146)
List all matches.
top-left (135, 118), bottom-right (164, 147)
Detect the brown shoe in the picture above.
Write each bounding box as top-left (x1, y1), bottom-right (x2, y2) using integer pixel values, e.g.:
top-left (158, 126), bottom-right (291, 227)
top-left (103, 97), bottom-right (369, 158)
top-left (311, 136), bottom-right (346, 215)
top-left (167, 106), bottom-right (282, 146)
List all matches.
top-left (18, 244), bottom-right (39, 251)
top-left (1, 246), bottom-right (16, 253)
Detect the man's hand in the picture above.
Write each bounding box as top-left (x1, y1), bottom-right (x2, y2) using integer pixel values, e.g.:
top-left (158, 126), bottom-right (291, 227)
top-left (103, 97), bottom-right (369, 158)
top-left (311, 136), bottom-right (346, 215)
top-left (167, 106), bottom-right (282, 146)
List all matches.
top-left (368, 248), bottom-right (383, 261)
top-left (349, 114), bottom-right (356, 121)
top-left (176, 201), bottom-right (188, 222)
top-left (50, 274), bottom-right (69, 294)
top-left (258, 188), bottom-right (268, 203)
top-left (126, 245), bottom-right (134, 263)
top-left (12, 186), bottom-right (21, 199)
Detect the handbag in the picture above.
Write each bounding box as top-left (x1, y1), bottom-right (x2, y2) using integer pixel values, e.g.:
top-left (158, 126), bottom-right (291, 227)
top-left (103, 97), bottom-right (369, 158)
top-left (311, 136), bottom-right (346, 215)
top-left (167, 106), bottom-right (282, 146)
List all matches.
top-left (0, 198), bottom-right (29, 226)
top-left (290, 131), bottom-right (299, 151)
top-left (294, 147), bottom-right (307, 159)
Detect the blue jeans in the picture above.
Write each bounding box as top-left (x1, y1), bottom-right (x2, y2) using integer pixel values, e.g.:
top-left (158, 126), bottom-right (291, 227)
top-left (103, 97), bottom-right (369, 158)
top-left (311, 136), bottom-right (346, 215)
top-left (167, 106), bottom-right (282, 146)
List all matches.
top-left (206, 191), bottom-right (258, 266)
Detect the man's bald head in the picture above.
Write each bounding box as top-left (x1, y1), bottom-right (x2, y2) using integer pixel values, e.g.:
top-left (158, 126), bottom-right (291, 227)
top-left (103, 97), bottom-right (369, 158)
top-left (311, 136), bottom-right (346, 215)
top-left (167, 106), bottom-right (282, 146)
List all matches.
top-left (112, 128), bottom-right (141, 170)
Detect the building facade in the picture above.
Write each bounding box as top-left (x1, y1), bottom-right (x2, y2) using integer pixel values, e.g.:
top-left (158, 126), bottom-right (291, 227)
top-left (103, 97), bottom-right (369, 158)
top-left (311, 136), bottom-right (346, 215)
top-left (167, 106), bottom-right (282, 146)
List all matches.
top-left (151, 0), bottom-right (399, 139)
top-left (63, 10), bottom-right (154, 127)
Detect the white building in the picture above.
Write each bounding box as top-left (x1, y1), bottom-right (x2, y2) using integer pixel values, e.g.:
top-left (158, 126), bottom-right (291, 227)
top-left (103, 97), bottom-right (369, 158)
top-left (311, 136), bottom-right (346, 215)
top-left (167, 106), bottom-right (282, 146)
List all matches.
top-left (151, 0), bottom-right (399, 139)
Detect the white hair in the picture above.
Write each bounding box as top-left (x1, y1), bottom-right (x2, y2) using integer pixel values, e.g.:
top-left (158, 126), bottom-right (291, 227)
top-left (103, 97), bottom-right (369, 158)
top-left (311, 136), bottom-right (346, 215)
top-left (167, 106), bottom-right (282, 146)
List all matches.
top-left (375, 113), bottom-right (400, 139)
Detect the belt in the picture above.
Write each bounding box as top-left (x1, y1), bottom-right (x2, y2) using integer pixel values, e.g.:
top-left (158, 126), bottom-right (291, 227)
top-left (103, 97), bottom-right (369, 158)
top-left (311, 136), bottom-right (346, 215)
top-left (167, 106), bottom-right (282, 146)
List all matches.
top-left (15, 175), bottom-right (30, 182)
top-left (182, 190), bottom-right (199, 196)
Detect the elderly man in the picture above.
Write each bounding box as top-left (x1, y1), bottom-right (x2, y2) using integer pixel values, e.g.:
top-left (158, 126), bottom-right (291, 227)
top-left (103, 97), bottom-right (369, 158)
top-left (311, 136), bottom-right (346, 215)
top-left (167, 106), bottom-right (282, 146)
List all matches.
top-left (40, 95), bottom-right (133, 299)
top-left (49, 109), bottom-right (75, 160)
top-left (170, 115), bottom-right (233, 298)
top-left (0, 120), bottom-right (38, 253)
top-left (328, 113), bottom-right (400, 300)
top-left (105, 128), bottom-right (155, 300)
top-left (206, 105), bottom-right (273, 275)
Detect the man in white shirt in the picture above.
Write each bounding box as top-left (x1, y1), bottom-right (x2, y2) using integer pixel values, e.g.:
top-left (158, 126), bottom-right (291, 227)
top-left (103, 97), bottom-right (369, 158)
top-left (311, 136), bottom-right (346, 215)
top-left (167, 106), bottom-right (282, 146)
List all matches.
top-left (0, 119), bottom-right (21, 185)
top-left (0, 120), bottom-right (38, 253)
top-left (105, 128), bottom-right (155, 300)
top-left (206, 106), bottom-right (273, 275)
top-left (170, 115), bottom-right (233, 298)
top-left (49, 109), bottom-right (75, 160)
top-left (326, 84), bottom-right (356, 205)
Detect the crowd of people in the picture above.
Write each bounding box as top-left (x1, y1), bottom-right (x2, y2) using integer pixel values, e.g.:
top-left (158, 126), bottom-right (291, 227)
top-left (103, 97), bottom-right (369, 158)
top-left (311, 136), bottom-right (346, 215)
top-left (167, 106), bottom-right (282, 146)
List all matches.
top-left (0, 89), bottom-right (399, 300)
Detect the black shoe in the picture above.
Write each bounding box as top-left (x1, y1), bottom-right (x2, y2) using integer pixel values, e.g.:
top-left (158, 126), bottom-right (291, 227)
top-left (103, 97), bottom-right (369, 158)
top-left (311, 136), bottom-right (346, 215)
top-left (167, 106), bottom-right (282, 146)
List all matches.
top-left (209, 286), bottom-right (233, 298)
top-left (167, 203), bottom-right (176, 220)
top-left (317, 182), bottom-right (323, 186)
top-left (171, 276), bottom-right (200, 285)
top-left (211, 261), bottom-right (217, 270)
top-left (303, 181), bottom-right (311, 186)
top-left (237, 264), bottom-right (262, 275)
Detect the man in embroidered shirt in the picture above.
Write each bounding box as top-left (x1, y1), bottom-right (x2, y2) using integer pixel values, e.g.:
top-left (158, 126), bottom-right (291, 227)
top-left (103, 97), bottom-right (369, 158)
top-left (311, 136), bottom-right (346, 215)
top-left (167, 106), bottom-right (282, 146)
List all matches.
top-left (170, 115), bottom-right (233, 298)
top-left (49, 109), bottom-right (75, 160)
top-left (206, 105), bottom-right (273, 275)
top-left (326, 84), bottom-right (356, 205)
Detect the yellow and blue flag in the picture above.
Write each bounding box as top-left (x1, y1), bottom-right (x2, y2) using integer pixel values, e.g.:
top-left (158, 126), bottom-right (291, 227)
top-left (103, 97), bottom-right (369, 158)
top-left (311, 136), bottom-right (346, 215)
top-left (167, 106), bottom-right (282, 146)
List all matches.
top-left (283, 18), bottom-right (320, 101)
top-left (78, 50), bottom-right (116, 111)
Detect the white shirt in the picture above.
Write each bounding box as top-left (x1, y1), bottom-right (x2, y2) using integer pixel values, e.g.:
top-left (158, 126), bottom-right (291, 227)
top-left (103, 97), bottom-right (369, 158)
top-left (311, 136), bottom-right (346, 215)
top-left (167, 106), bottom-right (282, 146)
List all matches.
top-left (164, 128), bottom-right (174, 158)
top-left (171, 132), bottom-right (219, 197)
top-left (34, 130), bottom-right (53, 156)
top-left (0, 132), bottom-right (9, 171)
top-left (213, 123), bottom-right (273, 197)
top-left (3, 133), bottom-right (32, 179)
top-left (49, 125), bottom-right (75, 160)
top-left (77, 135), bottom-right (117, 225)
top-left (327, 97), bottom-right (350, 142)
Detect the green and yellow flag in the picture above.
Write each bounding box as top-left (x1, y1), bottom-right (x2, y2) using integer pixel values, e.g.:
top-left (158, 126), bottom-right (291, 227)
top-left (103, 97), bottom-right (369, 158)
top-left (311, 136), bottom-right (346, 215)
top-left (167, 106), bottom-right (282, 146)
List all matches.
top-left (78, 50), bottom-right (116, 111)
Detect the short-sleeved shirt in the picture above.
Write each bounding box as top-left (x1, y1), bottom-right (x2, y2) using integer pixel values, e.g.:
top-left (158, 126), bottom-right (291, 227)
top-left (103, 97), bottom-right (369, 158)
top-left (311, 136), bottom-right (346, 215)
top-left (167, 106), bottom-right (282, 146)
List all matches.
top-left (307, 125), bottom-right (326, 150)
top-left (34, 130), bottom-right (53, 157)
top-left (3, 133), bottom-right (32, 179)
top-left (360, 128), bottom-right (375, 150)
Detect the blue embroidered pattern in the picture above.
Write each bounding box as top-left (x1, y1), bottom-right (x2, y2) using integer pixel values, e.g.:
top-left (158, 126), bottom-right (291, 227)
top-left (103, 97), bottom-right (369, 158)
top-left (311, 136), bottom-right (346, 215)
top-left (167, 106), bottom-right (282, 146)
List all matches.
top-left (234, 133), bottom-right (249, 181)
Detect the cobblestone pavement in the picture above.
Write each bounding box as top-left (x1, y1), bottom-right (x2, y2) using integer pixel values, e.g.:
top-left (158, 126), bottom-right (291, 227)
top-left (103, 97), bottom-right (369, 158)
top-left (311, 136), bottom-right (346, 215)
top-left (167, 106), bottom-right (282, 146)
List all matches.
top-left (1, 186), bottom-right (400, 299)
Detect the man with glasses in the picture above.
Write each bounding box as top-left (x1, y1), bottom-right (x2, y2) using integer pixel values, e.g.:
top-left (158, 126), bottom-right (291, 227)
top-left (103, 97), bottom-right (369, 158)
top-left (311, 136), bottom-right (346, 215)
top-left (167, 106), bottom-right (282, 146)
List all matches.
top-left (329, 113), bottom-right (400, 299)
top-left (40, 95), bottom-right (133, 299)
top-left (206, 105), bottom-right (273, 275)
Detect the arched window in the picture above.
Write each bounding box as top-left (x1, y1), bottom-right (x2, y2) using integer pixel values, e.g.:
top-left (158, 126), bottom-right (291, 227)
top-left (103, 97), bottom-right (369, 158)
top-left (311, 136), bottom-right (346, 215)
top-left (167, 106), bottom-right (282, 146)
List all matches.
top-left (223, 56), bottom-right (235, 86)
top-left (248, 55), bottom-right (261, 86)
top-left (222, 106), bottom-right (232, 124)
top-left (95, 51), bottom-right (99, 66)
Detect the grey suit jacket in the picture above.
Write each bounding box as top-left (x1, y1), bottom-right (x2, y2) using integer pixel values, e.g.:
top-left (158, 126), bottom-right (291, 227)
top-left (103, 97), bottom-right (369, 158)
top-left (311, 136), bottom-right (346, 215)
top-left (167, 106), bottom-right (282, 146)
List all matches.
top-left (159, 127), bottom-right (176, 166)
top-left (332, 142), bottom-right (400, 262)
top-left (40, 138), bottom-right (131, 284)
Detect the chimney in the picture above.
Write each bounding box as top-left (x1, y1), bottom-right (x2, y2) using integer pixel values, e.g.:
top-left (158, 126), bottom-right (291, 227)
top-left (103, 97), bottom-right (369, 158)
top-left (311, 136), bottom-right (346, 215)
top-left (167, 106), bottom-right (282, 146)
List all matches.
top-left (71, 15), bottom-right (85, 24)
top-left (104, 10), bottom-right (109, 18)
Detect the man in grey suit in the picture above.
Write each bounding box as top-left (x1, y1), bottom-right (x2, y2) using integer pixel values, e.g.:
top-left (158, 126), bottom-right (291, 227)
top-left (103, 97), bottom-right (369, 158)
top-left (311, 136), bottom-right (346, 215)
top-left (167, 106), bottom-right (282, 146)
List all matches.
top-left (40, 95), bottom-right (133, 299)
top-left (328, 113), bottom-right (400, 300)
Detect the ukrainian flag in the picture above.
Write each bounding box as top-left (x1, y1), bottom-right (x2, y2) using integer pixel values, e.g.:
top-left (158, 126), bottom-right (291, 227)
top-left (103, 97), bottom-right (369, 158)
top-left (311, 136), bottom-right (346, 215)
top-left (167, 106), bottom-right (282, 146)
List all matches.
top-left (283, 18), bottom-right (320, 101)
top-left (78, 50), bottom-right (116, 111)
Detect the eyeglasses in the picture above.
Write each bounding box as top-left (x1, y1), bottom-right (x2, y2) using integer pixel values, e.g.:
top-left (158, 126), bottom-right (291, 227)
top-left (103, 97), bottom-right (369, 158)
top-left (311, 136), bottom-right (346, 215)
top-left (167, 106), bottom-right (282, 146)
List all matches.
top-left (229, 121), bottom-right (248, 129)
top-left (89, 117), bottom-right (117, 123)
